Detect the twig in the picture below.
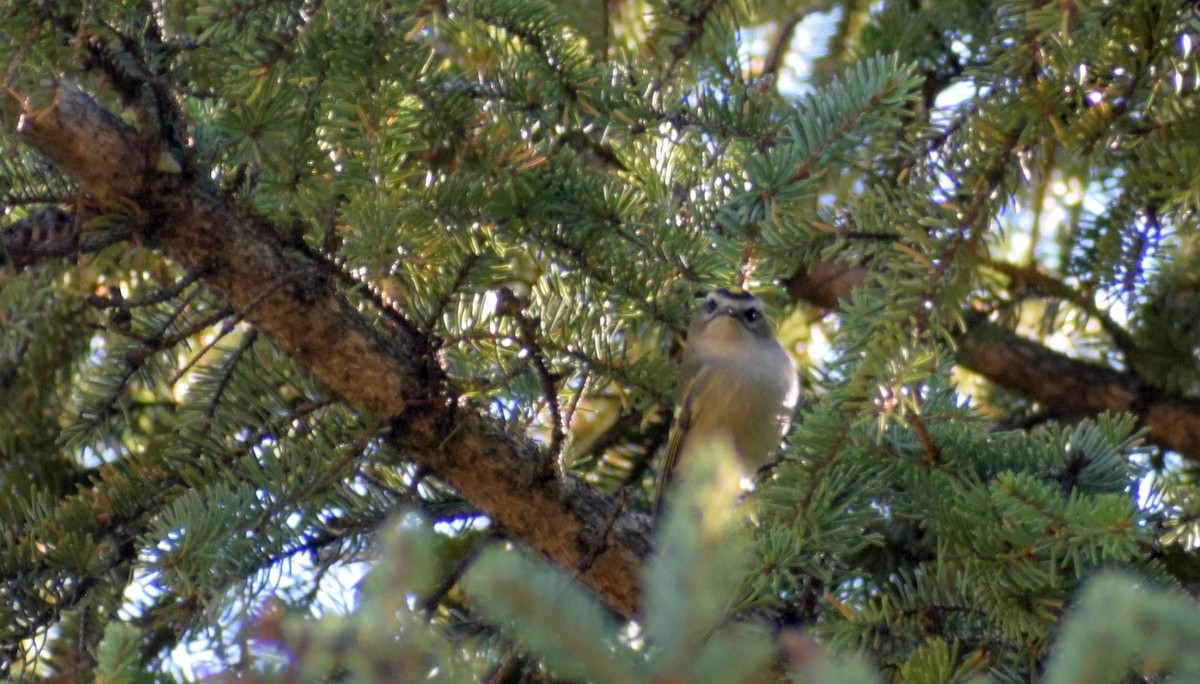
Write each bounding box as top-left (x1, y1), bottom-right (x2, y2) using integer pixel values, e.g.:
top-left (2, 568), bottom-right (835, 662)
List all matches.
top-left (497, 287), bottom-right (565, 475)
top-left (1, 7), bottom-right (43, 92)
top-left (420, 530), bottom-right (497, 616)
top-left (909, 410), bottom-right (940, 465)
top-left (486, 644), bottom-right (524, 684)
top-left (984, 258), bottom-right (1139, 359)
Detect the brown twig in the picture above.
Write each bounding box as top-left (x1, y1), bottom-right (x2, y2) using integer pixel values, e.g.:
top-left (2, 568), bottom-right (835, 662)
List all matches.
top-left (497, 287), bottom-right (566, 475)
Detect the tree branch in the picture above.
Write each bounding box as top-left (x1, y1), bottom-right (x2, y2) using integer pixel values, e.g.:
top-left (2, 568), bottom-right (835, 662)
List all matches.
top-left (958, 316), bottom-right (1200, 459)
top-left (14, 84), bottom-right (146, 200)
top-left (14, 80), bottom-right (650, 617)
top-left (787, 260), bottom-right (1200, 460)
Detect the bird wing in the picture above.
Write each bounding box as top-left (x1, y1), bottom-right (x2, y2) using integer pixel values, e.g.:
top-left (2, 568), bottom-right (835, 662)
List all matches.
top-left (652, 356), bottom-right (706, 521)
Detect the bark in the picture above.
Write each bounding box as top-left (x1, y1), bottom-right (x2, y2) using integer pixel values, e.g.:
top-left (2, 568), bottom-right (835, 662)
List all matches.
top-left (787, 262), bottom-right (1200, 459)
top-left (15, 81), bottom-right (650, 617)
top-left (15, 84), bottom-right (146, 200)
top-left (958, 318), bottom-right (1200, 458)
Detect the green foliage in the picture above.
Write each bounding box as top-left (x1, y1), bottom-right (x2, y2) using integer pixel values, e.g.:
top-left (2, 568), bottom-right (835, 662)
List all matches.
top-left (96, 623), bottom-right (163, 684)
top-left (465, 546), bottom-right (645, 683)
top-left (640, 441), bottom-right (775, 683)
top-left (752, 356), bottom-right (1158, 679)
top-left (461, 443), bottom-right (876, 684)
top-left (1045, 574), bottom-right (1200, 684)
top-left (1, 0), bottom-right (1199, 681)
top-left (192, 512), bottom-right (487, 682)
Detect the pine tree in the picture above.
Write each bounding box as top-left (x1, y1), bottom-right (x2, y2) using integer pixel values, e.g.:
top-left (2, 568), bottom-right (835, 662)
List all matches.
top-left (2, 0), bottom-right (1200, 681)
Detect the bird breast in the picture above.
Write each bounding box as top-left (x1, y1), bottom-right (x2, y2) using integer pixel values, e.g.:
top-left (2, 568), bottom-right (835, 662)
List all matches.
top-left (683, 351), bottom-right (795, 469)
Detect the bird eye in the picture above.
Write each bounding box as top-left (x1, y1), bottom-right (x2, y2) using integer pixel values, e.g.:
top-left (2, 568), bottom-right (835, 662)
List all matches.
top-left (702, 298), bottom-right (718, 314)
top-left (743, 308), bottom-right (760, 322)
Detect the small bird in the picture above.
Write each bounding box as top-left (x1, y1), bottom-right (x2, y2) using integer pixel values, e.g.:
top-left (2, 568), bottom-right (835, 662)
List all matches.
top-left (652, 288), bottom-right (799, 520)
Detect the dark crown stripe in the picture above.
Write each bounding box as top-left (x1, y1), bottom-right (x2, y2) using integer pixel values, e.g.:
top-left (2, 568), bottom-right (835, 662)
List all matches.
top-left (711, 288), bottom-right (757, 301)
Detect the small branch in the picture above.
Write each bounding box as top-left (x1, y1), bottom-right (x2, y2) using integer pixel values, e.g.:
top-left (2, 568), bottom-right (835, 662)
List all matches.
top-left (423, 253), bottom-right (480, 331)
top-left (667, 0), bottom-right (722, 73)
top-left (790, 68), bottom-right (917, 184)
top-left (292, 239), bottom-right (431, 355)
top-left (204, 330), bottom-right (257, 419)
top-left (796, 414), bottom-right (854, 516)
top-left (421, 531), bottom-right (497, 615)
top-left (497, 287), bottom-right (566, 475)
top-left (909, 410), bottom-right (940, 465)
top-left (761, 12), bottom-right (804, 84)
top-left (984, 259), bottom-right (1139, 358)
top-left (166, 315), bottom-right (244, 388)
top-left (645, 0), bottom-right (722, 96)
top-left (0, 206), bottom-right (137, 271)
top-left (485, 644), bottom-right (524, 684)
top-left (809, 0), bottom-right (868, 84)
top-left (1, 9), bottom-right (43, 91)
top-left (588, 406), bottom-right (664, 467)
top-left (559, 370), bottom-right (590, 479)
top-left (575, 486), bottom-right (633, 576)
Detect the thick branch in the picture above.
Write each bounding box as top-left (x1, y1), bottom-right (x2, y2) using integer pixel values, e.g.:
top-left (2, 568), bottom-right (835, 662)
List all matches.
top-left (15, 83), bottom-right (146, 200)
top-left (787, 262), bottom-right (1200, 460)
top-left (16, 81), bottom-right (649, 616)
top-left (958, 317), bottom-right (1200, 458)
